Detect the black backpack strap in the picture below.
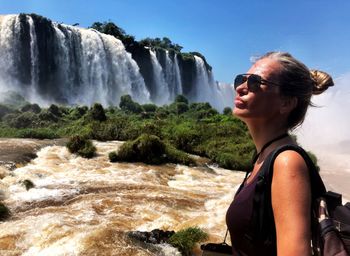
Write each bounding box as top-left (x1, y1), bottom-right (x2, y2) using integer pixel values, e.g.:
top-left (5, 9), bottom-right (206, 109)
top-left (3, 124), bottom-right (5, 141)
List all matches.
top-left (247, 144), bottom-right (327, 245)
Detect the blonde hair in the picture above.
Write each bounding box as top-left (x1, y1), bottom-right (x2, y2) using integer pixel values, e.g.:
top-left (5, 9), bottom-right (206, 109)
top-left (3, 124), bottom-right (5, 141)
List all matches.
top-left (258, 52), bottom-right (334, 129)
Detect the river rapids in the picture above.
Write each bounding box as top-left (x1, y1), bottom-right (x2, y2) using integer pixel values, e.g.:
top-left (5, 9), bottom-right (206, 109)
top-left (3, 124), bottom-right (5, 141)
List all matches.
top-left (0, 140), bottom-right (244, 255)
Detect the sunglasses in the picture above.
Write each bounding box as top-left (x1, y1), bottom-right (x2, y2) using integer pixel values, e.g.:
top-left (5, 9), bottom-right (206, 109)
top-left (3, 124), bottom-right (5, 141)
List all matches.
top-left (234, 74), bottom-right (280, 92)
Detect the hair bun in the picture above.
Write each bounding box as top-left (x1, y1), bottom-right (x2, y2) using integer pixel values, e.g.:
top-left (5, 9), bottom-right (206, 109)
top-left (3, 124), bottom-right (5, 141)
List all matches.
top-left (310, 69), bottom-right (334, 95)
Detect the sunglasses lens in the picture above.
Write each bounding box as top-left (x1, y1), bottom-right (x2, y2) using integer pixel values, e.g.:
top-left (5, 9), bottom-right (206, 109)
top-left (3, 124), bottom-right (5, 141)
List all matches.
top-left (234, 75), bottom-right (246, 89)
top-left (247, 75), bottom-right (261, 91)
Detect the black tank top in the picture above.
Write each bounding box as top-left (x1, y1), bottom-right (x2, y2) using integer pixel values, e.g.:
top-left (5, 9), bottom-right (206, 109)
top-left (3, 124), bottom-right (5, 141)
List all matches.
top-left (226, 158), bottom-right (275, 256)
top-left (226, 174), bottom-right (261, 256)
top-left (226, 145), bottom-right (320, 256)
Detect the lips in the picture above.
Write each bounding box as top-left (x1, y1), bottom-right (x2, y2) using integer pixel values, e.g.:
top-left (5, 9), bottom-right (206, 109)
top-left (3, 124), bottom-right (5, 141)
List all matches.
top-left (234, 97), bottom-right (246, 108)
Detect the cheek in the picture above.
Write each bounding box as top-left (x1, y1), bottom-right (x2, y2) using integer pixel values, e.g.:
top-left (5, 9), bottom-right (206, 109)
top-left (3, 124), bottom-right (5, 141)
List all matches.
top-left (246, 94), bottom-right (281, 116)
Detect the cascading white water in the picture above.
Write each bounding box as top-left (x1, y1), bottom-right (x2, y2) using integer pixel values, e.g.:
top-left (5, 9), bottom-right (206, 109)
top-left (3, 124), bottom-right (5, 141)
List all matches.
top-left (193, 56), bottom-right (215, 103)
top-left (0, 14), bottom-right (234, 111)
top-left (0, 14), bottom-right (150, 106)
top-left (149, 49), bottom-right (170, 105)
top-left (164, 51), bottom-right (182, 100)
top-left (0, 15), bottom-right (20, 91)
top-left (27, 16), bottom-right (39, 99)
top-left (191, 56), bottom-right (234, 111)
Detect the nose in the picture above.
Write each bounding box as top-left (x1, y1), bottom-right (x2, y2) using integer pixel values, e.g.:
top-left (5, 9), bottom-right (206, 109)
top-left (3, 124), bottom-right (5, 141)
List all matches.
top-left (235, 82), bottom-right (248, 95)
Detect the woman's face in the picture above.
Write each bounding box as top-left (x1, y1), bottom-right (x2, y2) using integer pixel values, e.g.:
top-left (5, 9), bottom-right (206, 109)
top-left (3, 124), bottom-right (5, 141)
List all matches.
top-left (233, 57), bottom-right (284, 123)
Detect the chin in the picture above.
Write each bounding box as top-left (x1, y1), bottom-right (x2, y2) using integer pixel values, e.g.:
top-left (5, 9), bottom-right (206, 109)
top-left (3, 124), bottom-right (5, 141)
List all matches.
top-left (233, 107), bottom-right (245, 117)
top-left (233, 108), bottom-right (252, 123)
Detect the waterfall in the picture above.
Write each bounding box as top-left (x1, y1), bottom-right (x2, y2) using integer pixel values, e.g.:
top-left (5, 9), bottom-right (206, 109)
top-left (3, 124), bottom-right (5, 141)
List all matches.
top-left (0, 14), bottom-right (150, 106)
top-left (192, 56), bottom-right (213, 103)
top-left (27, 16), bottom-right (39, 99)
top-left (0, 14), bottom-right (233, 111)
top-left (148, 49), bottom-right (170, 105)
top-left (191, 56), bottom-right (233, 110)
top-left (164, 51), bottom-right (182, 100)
top-left (0, 15), bottom-right (21, 91)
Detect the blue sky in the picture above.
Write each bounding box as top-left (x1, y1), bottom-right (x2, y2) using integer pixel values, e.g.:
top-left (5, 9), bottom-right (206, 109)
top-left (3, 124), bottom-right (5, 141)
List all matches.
top-left (1, 0), bottom-right (349, 83)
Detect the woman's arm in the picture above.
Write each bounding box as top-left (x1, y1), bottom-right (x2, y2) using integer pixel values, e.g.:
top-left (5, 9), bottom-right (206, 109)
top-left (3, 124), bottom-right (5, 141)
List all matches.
top-left (272, 150), bottom-right (312, 256)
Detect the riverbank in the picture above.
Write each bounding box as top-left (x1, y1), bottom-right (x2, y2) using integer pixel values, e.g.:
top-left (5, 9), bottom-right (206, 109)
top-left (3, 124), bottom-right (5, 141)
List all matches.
top-left (0, 138), bottom-right (67, 170)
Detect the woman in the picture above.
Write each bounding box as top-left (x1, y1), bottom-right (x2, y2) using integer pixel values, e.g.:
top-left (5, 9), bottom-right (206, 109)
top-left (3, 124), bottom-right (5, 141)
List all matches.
top-left (226, 51), bottom-right (334, 256)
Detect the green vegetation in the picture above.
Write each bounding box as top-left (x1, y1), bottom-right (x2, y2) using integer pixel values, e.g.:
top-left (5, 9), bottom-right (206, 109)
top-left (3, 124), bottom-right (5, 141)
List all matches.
top-left (90, 21), bottom-right (136, 47)
top-left (88, 103), bottom-right (107, 121)
top-left (168, 227), bottom-right (208, 256)
top-left (66, 136), bottom-right (96, 158)
top-left (139, 37), bottom-right (183, 53)
top-left (0, 202), bottom-right (10, 221)
top-left (109, 134), bottom-right (195, 165)
top-left (0, 92), bottom-right (259, 170)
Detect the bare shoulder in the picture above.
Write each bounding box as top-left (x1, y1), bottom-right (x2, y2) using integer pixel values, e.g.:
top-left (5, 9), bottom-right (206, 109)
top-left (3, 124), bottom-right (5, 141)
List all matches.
top-left (271, 149), bottom-right (311, 200)
top-left (273, 149), bottom-right (309, 178)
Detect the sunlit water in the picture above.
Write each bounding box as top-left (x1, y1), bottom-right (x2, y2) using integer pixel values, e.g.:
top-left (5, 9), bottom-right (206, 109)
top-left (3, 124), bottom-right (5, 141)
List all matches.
top-left (0, 141), bottom-right (244, 255)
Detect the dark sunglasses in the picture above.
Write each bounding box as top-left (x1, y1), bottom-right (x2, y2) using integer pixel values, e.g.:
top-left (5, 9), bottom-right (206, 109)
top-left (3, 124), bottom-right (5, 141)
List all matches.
top-left (234, 74), bottom-right (280, 92)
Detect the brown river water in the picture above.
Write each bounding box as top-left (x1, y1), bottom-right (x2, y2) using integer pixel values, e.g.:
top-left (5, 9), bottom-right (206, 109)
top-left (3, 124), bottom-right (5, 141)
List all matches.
top-left (0, 139), bottom-right (244, 255)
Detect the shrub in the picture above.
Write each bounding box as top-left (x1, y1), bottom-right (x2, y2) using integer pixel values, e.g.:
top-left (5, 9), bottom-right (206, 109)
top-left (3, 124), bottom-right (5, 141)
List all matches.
top-left (0, 202), bottom-right (10, 221)
top-left (155, 107), bottom-right (170, 119)
top-left (170, 124), bottom-right (200, 153)
top-left (174, 102), bottom-right (189, 115)
top-left (77, 141), bottom-right (96, 158)
top-left (114, 134), bottom-right (194, 166)
top-left (141, 122), bottom-right (161, 136)
top-left (142, 103), bottom-right (157, 113)
top-left (168, 227), bottom-right (208, 256)
top-left (164, 144), bottom-right (195, 166)
top-left (188, 102), bottom-right (218, 119)
top-left (89, 103), bottom-right (107, 121)
top-left (22, 179), bottom-right (35, 190)
top-left (136, 134), bottom-right (165, 164)
top-left (21, 103), bottom-right (41, 113)
top-left (108, 151), bottom-right (118, 162)
top-left (7, 112), bottom-right (39, 128)
top-left (223, 107), bottom-right (232, 115)
top-left (174, 94), bottom-right (189, 105)
top-left (119, 95), bottom-right (142, 113)
top-left (18, 128), bottom-right (59, 139)
top-left (66, 135), bottom-right (96, 158)
top-left (89, 122), bottom-right (118, 141)
top-left (206, 141), bottom-right (254, 171)
top-left (39, 109), bottom-right (59, 122)
top-left (48, 104), bottom-right (62, 117)
top-left (119, 122), bottom-right (143, 141)
top-left (68, 106), bottom-right (88, 120)
top-left (116, 134), bottom-right (166, 164)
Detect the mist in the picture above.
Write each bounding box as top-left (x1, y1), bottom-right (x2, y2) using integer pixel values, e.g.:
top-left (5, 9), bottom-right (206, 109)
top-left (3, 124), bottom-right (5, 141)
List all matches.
top-left (295, 72), bottom-right (350, 170)
top-left (294, 72), bottom-right (350, 200)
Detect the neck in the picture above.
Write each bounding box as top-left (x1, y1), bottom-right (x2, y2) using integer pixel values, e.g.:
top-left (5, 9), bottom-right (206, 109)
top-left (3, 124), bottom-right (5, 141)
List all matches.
top-left (246, 119), bottom-right (289, 154)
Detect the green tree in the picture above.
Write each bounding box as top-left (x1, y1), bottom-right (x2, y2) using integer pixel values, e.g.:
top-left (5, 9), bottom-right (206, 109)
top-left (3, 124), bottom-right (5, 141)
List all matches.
top-left (90, 21), bottom-right (126, 39)
top-left (119, 95), bottom-right (142, 113)
top-left (223, 107), bottom-right (232, 115)
top-left (175, 94), bottom-right (189, 105)
top-left (89, 103), bottom-right (107, 121)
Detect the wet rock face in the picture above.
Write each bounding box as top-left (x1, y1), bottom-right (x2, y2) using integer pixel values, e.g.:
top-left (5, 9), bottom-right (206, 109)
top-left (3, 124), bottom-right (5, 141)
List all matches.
top-left (127, 229), bottom-right (175, 244)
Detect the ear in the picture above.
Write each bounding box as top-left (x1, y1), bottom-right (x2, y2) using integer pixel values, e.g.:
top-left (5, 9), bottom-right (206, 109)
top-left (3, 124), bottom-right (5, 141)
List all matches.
top-left (280, 96), bottom-right (297, 114)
